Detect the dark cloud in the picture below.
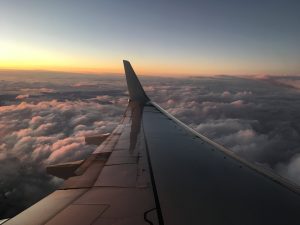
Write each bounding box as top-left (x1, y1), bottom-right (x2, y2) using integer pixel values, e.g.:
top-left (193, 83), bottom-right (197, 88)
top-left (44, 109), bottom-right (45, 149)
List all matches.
top-left (256, 75), bottom-right (300, 90)
top-left (1, 72), bottom-right (300, 218)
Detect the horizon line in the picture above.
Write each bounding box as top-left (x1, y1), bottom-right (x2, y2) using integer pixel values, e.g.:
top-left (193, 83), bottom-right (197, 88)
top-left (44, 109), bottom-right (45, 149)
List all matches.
top-left (0, 67), bottom-right (299, 78)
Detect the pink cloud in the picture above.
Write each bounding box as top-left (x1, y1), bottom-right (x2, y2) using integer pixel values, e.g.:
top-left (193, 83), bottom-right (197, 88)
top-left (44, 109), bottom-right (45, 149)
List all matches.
top-left (16, 94), bottom-right (30, 99)
top-left (230, 100), bottom-right (244, 107)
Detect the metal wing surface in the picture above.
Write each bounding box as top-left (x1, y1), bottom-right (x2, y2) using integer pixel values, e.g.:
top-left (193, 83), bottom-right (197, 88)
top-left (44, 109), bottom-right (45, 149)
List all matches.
top-left (4, 60), bottom-right (300, 225)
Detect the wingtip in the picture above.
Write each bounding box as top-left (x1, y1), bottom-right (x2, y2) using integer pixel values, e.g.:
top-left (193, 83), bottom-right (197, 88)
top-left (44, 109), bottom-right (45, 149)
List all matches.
top-left (122, 60), bottom-right (150, 103)
top-left (123, 59), bottom-right (130, 64)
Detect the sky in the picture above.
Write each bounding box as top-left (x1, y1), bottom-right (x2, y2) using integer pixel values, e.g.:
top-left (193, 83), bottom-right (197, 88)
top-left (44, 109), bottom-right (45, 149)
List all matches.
top-left (1, 0), bottom-right (300, 76)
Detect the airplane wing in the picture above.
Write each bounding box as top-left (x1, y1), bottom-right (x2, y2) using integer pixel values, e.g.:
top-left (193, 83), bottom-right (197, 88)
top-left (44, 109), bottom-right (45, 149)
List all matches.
top-left (4, 60), bottom-right (300, 225)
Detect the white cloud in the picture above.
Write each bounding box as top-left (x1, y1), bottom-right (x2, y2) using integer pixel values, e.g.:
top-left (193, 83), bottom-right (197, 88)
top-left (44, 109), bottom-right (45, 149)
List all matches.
top-left (0, 97), bottom-right (125, 217)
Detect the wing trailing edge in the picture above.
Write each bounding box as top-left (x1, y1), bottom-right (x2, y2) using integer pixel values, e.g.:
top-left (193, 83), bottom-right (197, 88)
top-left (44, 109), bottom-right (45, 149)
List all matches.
top-left (123, 60), bottom-right (150, 104)
top-left (84, 133), bottom-right (110, 146)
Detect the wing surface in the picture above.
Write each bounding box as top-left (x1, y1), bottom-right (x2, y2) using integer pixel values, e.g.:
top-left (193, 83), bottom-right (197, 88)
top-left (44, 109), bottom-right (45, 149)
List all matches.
top-left (143, 102), bottom-right (300, 225)
top-left (4, 61), bottom-right (300, 225)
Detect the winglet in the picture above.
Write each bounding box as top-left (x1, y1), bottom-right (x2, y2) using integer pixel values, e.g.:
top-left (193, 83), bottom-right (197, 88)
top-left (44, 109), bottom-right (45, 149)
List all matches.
top-left (123, 60), bottom-right (150, 104)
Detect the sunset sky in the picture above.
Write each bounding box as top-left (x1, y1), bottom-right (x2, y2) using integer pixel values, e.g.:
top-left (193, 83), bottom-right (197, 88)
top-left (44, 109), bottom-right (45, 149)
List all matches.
top-left (1, 0), bottom-right (300, 76)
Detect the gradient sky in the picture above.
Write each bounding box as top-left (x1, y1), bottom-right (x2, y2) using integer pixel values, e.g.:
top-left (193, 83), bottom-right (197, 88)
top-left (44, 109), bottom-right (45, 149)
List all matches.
top-left (0, 0), bottom-right (300, 76)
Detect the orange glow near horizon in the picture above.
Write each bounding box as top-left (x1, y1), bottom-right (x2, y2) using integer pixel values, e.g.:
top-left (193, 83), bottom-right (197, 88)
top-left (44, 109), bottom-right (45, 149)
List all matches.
top-left (0, 40), bottom-right (120, 75)
top-left (1, 40), bottom-right (298, 77)
top-left (0, 47), bottom-right (176, 77)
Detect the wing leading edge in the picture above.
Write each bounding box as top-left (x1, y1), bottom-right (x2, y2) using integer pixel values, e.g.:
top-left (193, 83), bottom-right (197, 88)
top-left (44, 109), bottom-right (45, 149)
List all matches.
top-left (4, 60), bottom-right (300, 225)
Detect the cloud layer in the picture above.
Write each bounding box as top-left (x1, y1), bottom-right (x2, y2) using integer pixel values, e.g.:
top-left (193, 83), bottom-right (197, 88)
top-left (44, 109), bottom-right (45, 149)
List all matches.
top-left (1, 73), bottom-right (300, 218)
top-left (0, 74), bottom-right (127, 217)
